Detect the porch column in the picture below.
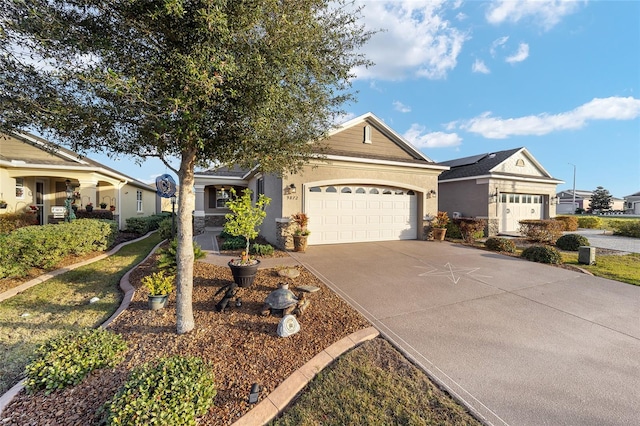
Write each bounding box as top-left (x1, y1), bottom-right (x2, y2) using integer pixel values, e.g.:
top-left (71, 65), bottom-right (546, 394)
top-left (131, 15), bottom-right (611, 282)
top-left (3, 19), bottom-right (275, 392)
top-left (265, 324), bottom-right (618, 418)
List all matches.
top-left (193, 185), bottom-right (206, 234)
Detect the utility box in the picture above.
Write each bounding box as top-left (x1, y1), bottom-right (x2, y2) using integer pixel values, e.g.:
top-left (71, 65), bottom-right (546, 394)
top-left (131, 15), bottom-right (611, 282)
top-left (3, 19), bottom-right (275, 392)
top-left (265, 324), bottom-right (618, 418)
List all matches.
top-left (578, 246), bottom-right (596, 265)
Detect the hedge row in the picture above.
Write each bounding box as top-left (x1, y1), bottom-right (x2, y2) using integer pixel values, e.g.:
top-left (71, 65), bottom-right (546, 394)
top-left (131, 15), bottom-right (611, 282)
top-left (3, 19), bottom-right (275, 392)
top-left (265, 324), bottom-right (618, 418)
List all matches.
top-left (125, 213), bottom-right (170, 234)
top-left (0, 212), bottom-right (38, 234)
top-left (519, 219), bottom-right (564, 243)
top-left (0, 219), bottom-right (117, 279)
top-left (610, 220), bottom-right (640, 238)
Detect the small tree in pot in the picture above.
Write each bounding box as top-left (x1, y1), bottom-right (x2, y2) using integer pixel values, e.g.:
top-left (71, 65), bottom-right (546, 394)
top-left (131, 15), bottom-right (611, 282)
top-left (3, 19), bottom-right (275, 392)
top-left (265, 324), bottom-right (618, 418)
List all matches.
top-left (223, 188), bottom-right (271, 287)
top-left (431, 211), bottom-right (449, 241)
top-left (291, 212), bottom-right (310, 252)
top-left (142, 271), bottom-right (175, 310)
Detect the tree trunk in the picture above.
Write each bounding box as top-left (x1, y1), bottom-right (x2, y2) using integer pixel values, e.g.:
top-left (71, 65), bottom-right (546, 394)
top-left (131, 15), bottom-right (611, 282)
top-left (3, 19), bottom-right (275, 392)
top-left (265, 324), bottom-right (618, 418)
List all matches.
top-left (176, 148), bottom-right (197, 334)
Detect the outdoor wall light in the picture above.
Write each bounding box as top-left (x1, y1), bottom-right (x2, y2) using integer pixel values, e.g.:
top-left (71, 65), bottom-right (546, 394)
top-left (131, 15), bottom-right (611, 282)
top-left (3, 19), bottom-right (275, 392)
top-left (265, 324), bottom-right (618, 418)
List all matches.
top-left (249, 383), bottom-right (260, 404)
top-left (285, 183), bottom-right (296, 195)
top-left (489, 193), bottom-right (498, 203)
top-left (427, 189), bottom-right (436, 199)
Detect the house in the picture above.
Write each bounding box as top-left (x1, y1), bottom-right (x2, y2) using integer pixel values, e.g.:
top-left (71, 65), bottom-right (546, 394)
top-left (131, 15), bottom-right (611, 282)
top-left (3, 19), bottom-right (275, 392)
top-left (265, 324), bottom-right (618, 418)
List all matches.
top-left (193, 113), bottom-right (449, 248)
top-left (437, 147), bottom-right (563, 235)
top-left (624, 191), bottom-right (640, 214)
top-left (557, 189), bottom-right (626, 213)
top-left (0, 131), bottom-right (158, 230)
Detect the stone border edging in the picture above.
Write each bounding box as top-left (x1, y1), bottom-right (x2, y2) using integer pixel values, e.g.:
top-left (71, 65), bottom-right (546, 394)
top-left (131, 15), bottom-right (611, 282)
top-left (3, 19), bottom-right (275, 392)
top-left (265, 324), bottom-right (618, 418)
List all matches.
top-left (231, 326), bottom-right (379, 426)
top-left (0, 231), bottom-right (161, 416)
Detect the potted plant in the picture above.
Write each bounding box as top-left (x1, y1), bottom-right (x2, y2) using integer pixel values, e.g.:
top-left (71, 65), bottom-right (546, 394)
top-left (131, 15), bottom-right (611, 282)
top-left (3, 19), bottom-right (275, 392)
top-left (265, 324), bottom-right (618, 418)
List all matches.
top-left (291, 212), bottom-right (310, 252)
top-left (141, 271), bottom-right (175, 310)
top-left (431, 211), bottom-right (449, 241)
top-left (99, 202), bottom-right (108, 209)
top-left (85, 202), bottom-right (93, 212)
top-left (110, 205), bottom-right (116, 211)
top-left (0, 200), bottom-right (7, 209)
top-left (223, 188), bottom-right (271, 287)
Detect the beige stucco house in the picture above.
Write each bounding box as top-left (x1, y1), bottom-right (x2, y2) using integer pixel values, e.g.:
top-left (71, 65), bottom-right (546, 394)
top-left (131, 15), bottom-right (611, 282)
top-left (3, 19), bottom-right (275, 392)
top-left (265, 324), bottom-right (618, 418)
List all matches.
top-left (0, 132), bottom-right (157, 230)
top-left (437, 147), bottom-right (564, 236)
top-left (624, 191), bottom-right (640, 214)
top-left (193, 113), bottom-right (449, 248)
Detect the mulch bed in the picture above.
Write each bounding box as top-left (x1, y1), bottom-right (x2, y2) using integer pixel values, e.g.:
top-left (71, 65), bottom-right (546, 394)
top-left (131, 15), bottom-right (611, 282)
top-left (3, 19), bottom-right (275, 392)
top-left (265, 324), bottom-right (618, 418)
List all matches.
top-left (1, 251), bottom-right (370, 425)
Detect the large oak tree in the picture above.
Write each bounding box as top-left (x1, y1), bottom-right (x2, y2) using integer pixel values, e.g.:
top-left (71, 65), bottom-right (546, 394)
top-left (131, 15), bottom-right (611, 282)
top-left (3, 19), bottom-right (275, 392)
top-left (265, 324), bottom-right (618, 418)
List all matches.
top-left (0, 0), bottom-right (371, 333)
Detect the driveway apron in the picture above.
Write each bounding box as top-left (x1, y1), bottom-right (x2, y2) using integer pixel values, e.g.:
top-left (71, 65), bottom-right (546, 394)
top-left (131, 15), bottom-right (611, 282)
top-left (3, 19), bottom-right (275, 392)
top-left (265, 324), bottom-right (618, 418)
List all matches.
top-left (292, 240), bottom-right (640, 426)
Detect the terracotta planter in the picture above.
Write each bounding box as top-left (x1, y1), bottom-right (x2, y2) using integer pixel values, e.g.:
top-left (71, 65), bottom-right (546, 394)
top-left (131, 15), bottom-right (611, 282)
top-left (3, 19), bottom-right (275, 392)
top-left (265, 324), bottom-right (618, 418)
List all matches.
top-left (432, 228), bottom-right (447, 241)
top-left (293, 235), bottom-right (308, 252)
top-left (228, 260), bottom-right (260, 287)
top-left (148, 294), bottom-right (168, 310)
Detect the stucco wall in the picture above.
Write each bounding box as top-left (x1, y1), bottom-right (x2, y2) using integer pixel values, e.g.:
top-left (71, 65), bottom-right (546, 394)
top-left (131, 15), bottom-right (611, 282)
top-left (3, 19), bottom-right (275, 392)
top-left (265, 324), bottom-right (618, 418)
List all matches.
top-left (438, 180), bottom-right (490, 219)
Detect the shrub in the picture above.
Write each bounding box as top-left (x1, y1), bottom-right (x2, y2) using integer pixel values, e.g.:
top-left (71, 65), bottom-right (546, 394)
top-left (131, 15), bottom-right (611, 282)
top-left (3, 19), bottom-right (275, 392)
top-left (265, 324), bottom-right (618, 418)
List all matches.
top-left (485, 237), bottom-right (516, 253)
top-left (221, 236), bottom-right (247, 250)
top-left (444, 222), bottom-right (462, 239)
top-left (157, 239), bottom-right (205, 273)
top-left (453, 218), bottom-right (486, 243)
top-left (158, 217), bottom-right (174, 240)
top-left (219, 230), bottom-right (235, 240)
top-left (141, 271), bottom-right (175, 295)
top-left (0, 212), bottom-right (38, 234)
top-left (24, 329), bottom-right (127, 395)
top-left (250, 243), bottom-right (274, 256)
top-left (125, 213), bottom-right (170, 234)
top-left (521, 245), bottom-right (562, 264)
top-left (519, 220), bottom-right (564, 243)
top-left (577, 216), bottom-right (602, 229)
top-left (556, 234), bottom-right (589, 251)
top-left (104, 356), bottom-right (217, 426)
top-left (611, 220), bottom-right (640, 238)
top-left (553, 216), bottom-right (578, 231)
top-left (75, 210), bottom-right (114, 220)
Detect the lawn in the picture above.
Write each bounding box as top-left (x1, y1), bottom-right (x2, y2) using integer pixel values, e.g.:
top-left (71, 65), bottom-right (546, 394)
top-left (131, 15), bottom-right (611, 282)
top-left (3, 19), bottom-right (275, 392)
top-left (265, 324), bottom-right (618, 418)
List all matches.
top-left (0, 232), bottom-right (162, 394)
top-left (561, 252), bottom-right (640, 286)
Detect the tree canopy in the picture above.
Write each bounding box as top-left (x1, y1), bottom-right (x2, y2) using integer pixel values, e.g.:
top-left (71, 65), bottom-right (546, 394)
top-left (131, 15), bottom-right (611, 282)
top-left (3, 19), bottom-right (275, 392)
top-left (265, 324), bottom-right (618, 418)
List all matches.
top-left (1, 0), bottom-right (372, 333)
top-left (590, 186), bottom-right (613, 212)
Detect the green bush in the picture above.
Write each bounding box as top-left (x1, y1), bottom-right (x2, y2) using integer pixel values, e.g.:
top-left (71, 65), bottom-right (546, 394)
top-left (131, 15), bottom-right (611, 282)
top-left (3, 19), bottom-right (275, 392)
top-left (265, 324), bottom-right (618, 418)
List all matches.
top-left (221, 236), bottom-right (247, 250)
top-left (611, 220), bottom-right (640, 238)
top-left (519, 220), bottom-right (564, 243)
top-left (250, 243), bottom-right (274, 256)
top-left (219, 230), bottom-right (235, 240)
top-left (0, 219), bottom-right (118, 279)
top-left (158, 217), bottom-right (174, 240)
top-left (24, 329), bottom-right (127, 395)
top-left (75, 210), bottom-right (114, 220)
top-left (0, 212), bottom-right (38, 234)
top-left (157, 239), bottom-right (205, 273)
top-left (553, 216), bottom-right (578, 231)
top-left (104, 356), bottom-right (217, 426)
top-left (556, 234), bottom-right (589, 251)
top-left (444, 222), bottom-right (462, 239)
top-left (453, 218), bottom-right (486, 243)
top-left (577, 216), bottom-right (602, 229)
top-left (521, 245), bottom-right (562, 264)
top-left (125, 213), bottom-right (170, 234)
top-left (484, 237), bottom-right (516, 253)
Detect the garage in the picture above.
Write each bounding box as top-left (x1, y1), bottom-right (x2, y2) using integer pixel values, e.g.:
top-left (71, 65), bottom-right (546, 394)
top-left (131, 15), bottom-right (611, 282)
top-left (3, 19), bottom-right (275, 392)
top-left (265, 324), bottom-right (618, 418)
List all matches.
top-left (305, 184), bottom-right (418, 245)
top-left (500, 193), bottom-right (544, 233)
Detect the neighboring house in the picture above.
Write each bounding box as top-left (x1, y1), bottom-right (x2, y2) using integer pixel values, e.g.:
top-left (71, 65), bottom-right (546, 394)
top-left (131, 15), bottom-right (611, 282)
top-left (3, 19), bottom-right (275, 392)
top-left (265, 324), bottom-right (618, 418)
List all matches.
top-left (193, 112), bottom-right (449, 248)
top-left (624, 191), bottom-right (640, 214)
top-left (0, 132), bottom-right (157, 230)
top-left (437, 148), bottom-right (563, 236)
top-left (557, 189), bottom-right (625, 213)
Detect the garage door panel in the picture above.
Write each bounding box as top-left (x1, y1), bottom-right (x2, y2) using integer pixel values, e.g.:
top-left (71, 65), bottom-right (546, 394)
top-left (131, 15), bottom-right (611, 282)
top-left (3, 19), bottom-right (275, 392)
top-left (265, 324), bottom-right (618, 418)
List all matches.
top-left (354, 215), bottom-right (367, 225)
top-left (340, 216), bottom-right (354, 225)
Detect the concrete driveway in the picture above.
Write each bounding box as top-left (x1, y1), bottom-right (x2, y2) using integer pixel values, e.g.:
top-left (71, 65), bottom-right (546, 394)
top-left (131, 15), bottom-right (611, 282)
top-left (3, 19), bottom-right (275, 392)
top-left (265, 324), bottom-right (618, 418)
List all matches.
top-left (292, 240), bottom-right (640, 426)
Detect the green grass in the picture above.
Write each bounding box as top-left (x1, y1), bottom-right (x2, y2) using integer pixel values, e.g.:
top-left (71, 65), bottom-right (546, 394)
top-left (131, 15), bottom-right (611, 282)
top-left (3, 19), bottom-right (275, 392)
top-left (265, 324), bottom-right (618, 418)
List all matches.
top-left (0, 232), bottom-right (162, 394)
top-left (561, 252), bottom-right (640, 286)
top-left (273, 338), bottom-right (481, 426)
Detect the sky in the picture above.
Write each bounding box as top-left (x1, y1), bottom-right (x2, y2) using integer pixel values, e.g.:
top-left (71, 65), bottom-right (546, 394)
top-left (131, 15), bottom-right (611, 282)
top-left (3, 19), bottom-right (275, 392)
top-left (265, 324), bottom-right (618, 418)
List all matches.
top-left (89, 0), bottom-right (640, 199)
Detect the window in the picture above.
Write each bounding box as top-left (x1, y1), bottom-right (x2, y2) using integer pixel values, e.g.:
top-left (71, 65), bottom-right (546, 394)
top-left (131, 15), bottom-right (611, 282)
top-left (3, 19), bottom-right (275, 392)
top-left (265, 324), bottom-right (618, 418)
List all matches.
top-left (326, 186), bottom-right (337, 193)
top-left (341, 187), bottom-right (352, 193)
top-left (516, 159), bottom-right (525, 167)
top-left (215, 187), bottom-right (230, 208)
top-left (363, 125), bottom-right (372, 144)
top-left (501, 194), bottom-right (507, 203)
top-left (383, 189), bottom-right (392, 195)
top-left (407, 190), bottom-right (415, 195)
top-left (369, 188), bottom-right (379, 194)
top-left (136, 190), bottom-right (143, 212)
top-left (15, 177), bottom-right (24, 199)
top-left (309, 186), bottom-right (321, 192)
top-left (257, 178), bottom-right (264, 196)
top-left (355, 188), bottom-right (366, 194)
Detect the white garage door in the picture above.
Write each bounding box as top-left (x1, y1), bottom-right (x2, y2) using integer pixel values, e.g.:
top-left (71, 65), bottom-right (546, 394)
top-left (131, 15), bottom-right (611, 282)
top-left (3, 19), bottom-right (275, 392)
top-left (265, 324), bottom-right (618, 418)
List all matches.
top-left (500, 193), bottom-right (544, 233)
top-left (306, 185), bottom-right (418, 245)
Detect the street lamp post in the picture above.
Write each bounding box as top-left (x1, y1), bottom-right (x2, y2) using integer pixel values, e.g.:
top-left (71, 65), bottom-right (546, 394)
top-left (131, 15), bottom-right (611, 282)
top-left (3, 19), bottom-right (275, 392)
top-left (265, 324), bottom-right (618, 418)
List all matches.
top-left (568, 163), bottom-right (576, 213)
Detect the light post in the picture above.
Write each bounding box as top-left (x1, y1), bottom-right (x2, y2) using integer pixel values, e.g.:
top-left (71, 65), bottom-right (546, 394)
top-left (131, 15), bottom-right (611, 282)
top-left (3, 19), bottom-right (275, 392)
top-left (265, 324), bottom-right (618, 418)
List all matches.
top-left (170, 195), bottom-right (177, 238)
top-left (64, 179), bottom-right (76, 222)
top-left (568, 163), bottom-right (576, 213)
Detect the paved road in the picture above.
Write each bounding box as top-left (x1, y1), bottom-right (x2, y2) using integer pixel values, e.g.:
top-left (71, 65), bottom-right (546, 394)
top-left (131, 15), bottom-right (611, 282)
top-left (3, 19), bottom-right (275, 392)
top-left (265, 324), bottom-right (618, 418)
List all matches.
top-left (293, 240), bottom-right (640, 426)
top-left (571, 229), bottom-right (640, 254)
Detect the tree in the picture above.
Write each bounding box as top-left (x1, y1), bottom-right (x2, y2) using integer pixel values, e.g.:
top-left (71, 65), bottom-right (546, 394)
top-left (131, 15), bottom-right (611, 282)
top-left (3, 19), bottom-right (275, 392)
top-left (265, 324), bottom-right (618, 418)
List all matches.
top-left (0, 0), bottom-right (372, 334)
top-left (590, 186), bottom-right (613, 212)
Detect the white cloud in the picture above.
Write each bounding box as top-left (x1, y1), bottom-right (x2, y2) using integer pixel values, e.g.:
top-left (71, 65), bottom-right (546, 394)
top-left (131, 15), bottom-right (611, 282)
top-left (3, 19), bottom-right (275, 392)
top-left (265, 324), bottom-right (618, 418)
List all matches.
top-left (353, 1), bottom-right (468, 80)
top-left (403, 124), bottom-right (463, 148)
top-left (393, 100), bottom-right (412, 113)
top-left (486, 0), bottom-right (584, 30)
top-left (505, 42), bottom-right (529, 63)
top-left (472, 59), bottom-right (490, 74)
top-left (458, 96), bottom-right (640, 139)
top-left (490, 36), bottom-right (509, 57)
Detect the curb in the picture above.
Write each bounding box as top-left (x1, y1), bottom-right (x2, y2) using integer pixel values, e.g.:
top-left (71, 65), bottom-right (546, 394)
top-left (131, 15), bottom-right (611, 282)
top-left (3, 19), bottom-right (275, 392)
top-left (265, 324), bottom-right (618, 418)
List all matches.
top-left (0, 232), bottom-right (161, 416)
top-left (231, 326), bottom-right (379, 426)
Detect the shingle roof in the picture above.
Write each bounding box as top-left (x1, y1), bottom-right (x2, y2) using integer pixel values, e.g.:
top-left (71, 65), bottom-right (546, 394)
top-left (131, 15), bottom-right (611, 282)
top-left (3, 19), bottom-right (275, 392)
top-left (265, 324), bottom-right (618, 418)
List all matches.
top-left (197, 165), bottom-right (250, 177)
top-left (437, 148), bottom-right (521, 180)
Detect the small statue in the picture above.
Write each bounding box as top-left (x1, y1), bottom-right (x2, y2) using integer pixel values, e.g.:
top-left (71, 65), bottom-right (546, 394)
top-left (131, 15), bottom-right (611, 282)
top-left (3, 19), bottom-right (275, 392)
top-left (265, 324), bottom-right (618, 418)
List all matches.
top-left (261, 283), bottom-right (299, 317)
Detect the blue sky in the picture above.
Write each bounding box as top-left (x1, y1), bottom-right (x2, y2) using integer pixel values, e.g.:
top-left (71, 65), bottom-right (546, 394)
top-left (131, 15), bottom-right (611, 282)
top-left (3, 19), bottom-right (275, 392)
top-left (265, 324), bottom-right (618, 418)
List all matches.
top-left (91, 0), bottom-right (640, 198)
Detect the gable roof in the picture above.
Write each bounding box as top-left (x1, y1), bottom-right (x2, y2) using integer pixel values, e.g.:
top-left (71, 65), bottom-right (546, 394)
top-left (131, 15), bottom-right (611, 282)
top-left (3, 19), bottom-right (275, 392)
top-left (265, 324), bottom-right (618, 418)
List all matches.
top-left (438, 147), bottom-right (562, 184)
top-left (1, 131), bottom-right (154, 190)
